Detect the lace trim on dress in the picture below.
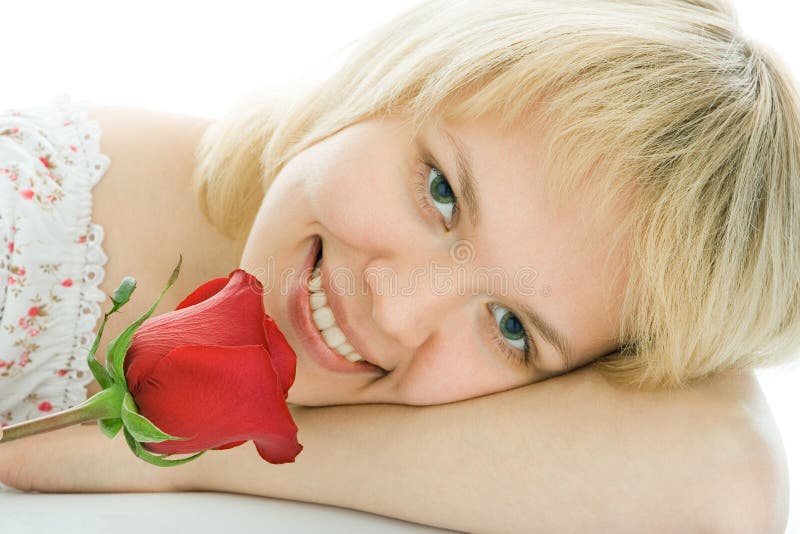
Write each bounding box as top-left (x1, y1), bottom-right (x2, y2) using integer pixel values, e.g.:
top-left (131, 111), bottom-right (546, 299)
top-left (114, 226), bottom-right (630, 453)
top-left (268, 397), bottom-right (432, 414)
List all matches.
top-left (0, 94), bottom-right (112, 424)
top-left (47, 94), bottom-right (111, 408)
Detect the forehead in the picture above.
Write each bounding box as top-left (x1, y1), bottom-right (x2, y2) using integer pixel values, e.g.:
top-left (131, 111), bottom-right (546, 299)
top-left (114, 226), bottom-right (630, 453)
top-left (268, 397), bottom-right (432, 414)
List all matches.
top-left (423, 113), bottom-right (630, 364)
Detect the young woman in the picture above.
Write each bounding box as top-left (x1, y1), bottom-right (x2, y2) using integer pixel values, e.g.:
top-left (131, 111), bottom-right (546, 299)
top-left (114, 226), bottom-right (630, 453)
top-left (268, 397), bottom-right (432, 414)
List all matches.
top-left (1, 0), bottom-right (796, 531)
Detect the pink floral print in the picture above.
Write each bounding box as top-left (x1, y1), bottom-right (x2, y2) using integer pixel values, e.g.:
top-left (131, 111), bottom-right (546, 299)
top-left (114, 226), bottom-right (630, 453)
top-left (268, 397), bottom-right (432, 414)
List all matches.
top-left (0, 94), bottom-right (110, 428)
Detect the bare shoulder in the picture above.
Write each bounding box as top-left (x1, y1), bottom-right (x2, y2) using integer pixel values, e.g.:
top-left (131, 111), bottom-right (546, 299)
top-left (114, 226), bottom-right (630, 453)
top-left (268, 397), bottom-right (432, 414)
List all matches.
top-left (87, 104), bottom-right (213, 146)
top-left (84, 105), bottom-right (241, 373)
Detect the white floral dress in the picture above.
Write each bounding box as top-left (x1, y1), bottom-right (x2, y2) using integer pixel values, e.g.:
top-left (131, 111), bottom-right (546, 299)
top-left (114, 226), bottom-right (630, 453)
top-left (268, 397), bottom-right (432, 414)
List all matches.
top-left (0, 94), bottom-right (110, 429)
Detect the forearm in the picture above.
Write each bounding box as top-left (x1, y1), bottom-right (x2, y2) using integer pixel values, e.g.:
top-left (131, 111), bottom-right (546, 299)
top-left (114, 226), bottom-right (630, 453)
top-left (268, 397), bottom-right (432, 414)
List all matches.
top-left (180, 366), bottom-right (772, 533)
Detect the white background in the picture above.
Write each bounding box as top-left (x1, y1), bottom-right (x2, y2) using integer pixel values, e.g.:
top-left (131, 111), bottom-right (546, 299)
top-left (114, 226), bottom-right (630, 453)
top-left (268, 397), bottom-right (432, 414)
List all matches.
top-left (2, 0), bottom-right (799, 530)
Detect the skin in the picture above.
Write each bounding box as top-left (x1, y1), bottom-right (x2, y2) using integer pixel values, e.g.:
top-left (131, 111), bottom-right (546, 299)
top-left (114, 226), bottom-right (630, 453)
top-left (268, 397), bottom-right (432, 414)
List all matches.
top-left (241, 111), bottom-right (628, 406)
top-left (0, 366), bottom-right (787, 533)
top-left (2, 106), bottom-right (786, 532)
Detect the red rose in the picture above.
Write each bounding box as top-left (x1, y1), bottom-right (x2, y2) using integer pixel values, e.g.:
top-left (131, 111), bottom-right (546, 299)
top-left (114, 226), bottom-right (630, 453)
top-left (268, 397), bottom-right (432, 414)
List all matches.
top-left (0, 258), bottom-right (302, 468)
top-left (122, 268), bottom-right (302, 464)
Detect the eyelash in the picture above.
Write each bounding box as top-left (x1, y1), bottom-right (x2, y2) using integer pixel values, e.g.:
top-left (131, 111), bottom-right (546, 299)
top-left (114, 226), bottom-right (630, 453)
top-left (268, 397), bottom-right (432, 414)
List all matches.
top-left (413, 158), bottom-right (537, 370)
top-left (488, 307), bottom-right (536, 370)
top-left (414, 158), bottom-right (459, 230)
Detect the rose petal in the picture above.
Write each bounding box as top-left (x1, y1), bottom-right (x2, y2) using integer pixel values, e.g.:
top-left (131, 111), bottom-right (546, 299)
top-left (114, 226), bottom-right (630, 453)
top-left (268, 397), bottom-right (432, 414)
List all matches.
top-left (174, 277), bottom-right (230, 311)
top-left (124, 272), bottom-right (270, 384)
top-left (131, 343), bottom-right (302, 463)
top-left (213, 440), bottom-right (248, 451)
top-left (263, 315), bottom-right (297, 396)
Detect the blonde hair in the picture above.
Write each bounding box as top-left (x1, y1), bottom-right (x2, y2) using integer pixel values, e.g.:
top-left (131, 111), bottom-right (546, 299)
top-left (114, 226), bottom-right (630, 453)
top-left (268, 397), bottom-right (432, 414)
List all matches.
top-left (193, 0), bottom-right (800, 390)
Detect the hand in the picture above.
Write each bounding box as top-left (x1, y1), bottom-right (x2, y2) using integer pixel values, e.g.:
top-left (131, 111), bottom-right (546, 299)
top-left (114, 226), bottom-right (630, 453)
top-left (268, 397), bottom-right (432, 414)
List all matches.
top-left (0, 422), bottom-right (187, 493)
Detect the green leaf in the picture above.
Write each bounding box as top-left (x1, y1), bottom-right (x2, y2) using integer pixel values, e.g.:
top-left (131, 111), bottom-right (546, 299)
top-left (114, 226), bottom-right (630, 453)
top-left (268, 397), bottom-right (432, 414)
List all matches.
top-left (123, 428), bottom-right (206, 468)
top-left (120, 391), bottom-right (191, 443)
top-left (106, 254), bottom-right (183, 389)
top-left (98, 417), bottom-right (124, 439)
top-left (111, 276), bottom-right (137, 308)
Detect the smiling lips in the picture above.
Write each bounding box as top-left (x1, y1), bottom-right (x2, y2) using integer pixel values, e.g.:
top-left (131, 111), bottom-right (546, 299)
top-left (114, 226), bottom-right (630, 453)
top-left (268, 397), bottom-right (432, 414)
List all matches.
top-left (290, 236), bottom-right (386, 375)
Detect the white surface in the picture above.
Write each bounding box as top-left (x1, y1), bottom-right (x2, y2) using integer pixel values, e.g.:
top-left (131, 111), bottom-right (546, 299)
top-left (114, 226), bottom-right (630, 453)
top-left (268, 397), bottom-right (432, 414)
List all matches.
top-left (1, 0), bottom-right (798, 532)
top-left (0, 483), bottom-right (453, 534)
top-left (0, 0), bottom-right (423, 117)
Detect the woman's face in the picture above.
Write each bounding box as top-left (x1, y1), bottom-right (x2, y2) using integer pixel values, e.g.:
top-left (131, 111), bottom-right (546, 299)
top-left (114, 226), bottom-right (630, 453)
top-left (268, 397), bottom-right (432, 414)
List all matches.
top-left (240, 111), bottom-right (629, 406)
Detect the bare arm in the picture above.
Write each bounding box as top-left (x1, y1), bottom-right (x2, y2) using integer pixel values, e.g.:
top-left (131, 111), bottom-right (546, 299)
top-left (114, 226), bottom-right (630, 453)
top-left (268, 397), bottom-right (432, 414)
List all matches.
top-left (181, 366), bottom-right (786, 533)
top-left (0, 368), bottom-right (788, 533)
top-left (0, 366), bottom-right (787, 533)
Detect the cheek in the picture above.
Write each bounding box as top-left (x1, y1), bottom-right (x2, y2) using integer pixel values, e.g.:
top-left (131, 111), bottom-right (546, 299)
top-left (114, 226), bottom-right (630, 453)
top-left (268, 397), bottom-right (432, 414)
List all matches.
top-left (306, 144), bottom-right (408, 251)
top-left (311, 171), bottom-right (377, 236)
top-left (392, 314), bottom-right (529, 404)
top-left (394, 349), bottom-right (528, 405)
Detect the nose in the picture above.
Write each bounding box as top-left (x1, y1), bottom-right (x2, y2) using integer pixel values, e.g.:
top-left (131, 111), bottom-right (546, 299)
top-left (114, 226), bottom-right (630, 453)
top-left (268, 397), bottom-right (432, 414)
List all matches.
top-left (364, 259), bottom-right (461, 349)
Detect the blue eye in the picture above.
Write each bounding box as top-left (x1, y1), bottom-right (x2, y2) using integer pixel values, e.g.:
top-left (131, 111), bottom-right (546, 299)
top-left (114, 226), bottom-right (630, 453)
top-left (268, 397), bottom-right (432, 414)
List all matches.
top-left (489, 303), bottom-right (535, 369)
top-left (428, 168), bottom-right (456, 220)
top-left (414, 164), bottom-right (458, 229)
top-left (491, 303), bottom-right (527, 350)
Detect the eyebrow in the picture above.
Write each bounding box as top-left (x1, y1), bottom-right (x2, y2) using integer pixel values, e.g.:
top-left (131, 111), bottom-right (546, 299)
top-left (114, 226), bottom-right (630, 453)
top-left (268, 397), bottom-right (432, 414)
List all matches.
top-left (436, 123), bottom-right (573, 370)
top-left (515, 300), bottom-right (572, 369)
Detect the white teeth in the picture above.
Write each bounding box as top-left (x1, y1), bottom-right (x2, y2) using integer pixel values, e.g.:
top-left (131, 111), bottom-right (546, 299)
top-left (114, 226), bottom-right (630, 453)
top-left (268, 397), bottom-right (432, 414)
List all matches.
top-left (309, 292), bottom-right (327, 310)
top-left (307, 258), bottom-right (366, 364)
top-left (311, 306), bottom-right (335, 330)
top-left (320, 326), bottom-right (347, 348)
top-left (335, 342), bottom-right (354, 356)
top-left (344, 352), bottom-right (364, 363)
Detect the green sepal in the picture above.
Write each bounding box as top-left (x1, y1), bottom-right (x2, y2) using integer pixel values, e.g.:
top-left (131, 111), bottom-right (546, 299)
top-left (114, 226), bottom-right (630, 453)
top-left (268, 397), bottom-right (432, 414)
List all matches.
top-left (85, 276), bottom-right (138, 390)
top-left (87, 353), bottom-right (114, 390)
top-left (123, 426), bottom-right (139, 455)
top-left (106, 254), bottom-right (183, 389)
top-left (98, 417), bottom-right (124, 439)
top-left (120, 391), bottom-right (191, 443)
top-left (123, 427), bottom-right (206, 467)
top-left (72, 384), bottom-right (124, 421)
top-left (103, 321), bottom-right (142, 386)
top-left (87, 311), bottom-right (117, 390)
